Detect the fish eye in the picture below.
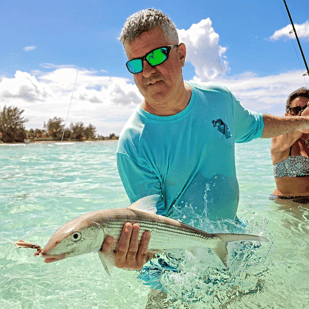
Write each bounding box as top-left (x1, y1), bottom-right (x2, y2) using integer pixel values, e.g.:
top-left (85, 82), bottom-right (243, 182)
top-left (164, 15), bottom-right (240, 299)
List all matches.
top-left (71, 231), bottom-right (82, 242)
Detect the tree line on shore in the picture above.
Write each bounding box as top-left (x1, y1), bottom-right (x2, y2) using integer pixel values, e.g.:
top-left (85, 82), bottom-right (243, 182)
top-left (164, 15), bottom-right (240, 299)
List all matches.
top-left (0, 106), bottom-right (118, 143)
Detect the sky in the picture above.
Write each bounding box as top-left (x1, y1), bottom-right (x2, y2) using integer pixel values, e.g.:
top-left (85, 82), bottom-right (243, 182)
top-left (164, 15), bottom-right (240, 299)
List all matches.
top-left (1, 0), bottom-right (309, 136)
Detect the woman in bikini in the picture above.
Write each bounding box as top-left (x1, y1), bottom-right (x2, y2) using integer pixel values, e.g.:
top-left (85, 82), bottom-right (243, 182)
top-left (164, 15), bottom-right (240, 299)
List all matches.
top-left (271, 87), bottom-right (309, 201)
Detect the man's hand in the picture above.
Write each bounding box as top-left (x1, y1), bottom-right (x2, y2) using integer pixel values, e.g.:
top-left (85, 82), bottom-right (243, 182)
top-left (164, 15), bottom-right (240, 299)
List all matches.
top-left (301, 106), bottom-right (309, 116)
top-left (301, 106), bottom-right (309, 133)
top-left (101, 223), bottom-right (152, 270)
top-left (262, 113), bottom-right (309, 138)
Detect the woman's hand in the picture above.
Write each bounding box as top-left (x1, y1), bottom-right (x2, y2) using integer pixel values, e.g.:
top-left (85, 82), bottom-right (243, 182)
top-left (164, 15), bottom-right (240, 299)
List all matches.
top-left (300, 104), bottom-right (309, 133)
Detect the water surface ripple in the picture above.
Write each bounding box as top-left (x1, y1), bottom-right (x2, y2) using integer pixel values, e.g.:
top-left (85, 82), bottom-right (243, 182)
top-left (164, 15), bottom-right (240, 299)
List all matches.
top-left (0, 140), bottom-right (308, 308)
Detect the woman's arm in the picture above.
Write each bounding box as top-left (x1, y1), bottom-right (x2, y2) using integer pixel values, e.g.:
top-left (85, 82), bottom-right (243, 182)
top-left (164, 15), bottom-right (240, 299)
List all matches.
top-left (271, 132), bottom-right (302, 164)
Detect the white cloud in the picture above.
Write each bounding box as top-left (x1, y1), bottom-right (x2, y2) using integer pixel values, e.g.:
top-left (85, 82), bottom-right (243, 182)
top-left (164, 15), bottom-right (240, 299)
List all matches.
top-left (0, 71), bottom-right (48, 102)
top-left (215, 70), bottom-right (308, 115)
top-left (0, 68), bottom-right (143, 135)
top-left (178, 18), bottom-right (228, 81)
top-left (270, 21), bottom-right (309, 41)
top-left (177, 19), bottom-right (309, 116)
top-left (41, 63), bottom-right (74, 69)
top-left (24, 46), bottom-right (36, 52)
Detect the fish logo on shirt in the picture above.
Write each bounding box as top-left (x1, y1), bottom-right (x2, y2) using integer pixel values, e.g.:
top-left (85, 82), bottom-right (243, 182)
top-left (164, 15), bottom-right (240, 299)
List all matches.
top-left (212, 119), bottom-right (231, 139)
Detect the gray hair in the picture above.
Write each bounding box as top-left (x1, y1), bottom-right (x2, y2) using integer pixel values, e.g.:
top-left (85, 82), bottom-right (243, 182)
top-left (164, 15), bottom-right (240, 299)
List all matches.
top-left (286, 87), bottom-right (309, 112)
top-left (119, 8), bottom-right (179, 45)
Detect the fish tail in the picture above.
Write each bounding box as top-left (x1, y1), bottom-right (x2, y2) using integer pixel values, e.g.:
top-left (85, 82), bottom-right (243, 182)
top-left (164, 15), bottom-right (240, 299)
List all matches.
top-left (212, 234), bottom-right (268, 267)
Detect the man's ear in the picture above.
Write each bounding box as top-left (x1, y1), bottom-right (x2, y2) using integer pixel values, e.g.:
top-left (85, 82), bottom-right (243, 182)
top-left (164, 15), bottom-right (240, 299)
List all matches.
top-left (178, 43), bottom-right (186, 67)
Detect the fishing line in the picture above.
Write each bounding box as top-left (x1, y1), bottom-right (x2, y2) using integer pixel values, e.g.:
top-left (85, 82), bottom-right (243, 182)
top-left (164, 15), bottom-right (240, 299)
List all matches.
top-left (49, 70), bottom-right (79, 218)
top-left (60, 69), bottom-right (79, 142)
top-left (278, 0), bottom-right (308, 87)
top-left (282, 0), bottom-right (309, 77)
top-left (279, 0), bottom-right (309, 87)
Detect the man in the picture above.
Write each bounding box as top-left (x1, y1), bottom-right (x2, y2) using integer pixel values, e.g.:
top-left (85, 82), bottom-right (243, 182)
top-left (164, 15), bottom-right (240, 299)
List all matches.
top-left (102, 8), bottom-right (309, 274)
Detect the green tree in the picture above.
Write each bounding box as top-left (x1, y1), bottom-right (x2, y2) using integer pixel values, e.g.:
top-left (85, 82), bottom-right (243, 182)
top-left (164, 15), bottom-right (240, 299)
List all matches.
top-left (63, 128), bottom-right (71, 140)
top-left (97, 135), bottom-right (106, 140)
top-left (108, 133), bottom-right (118, 140)
top-left (14, 127), bottom-right (28, 142)
top-left (44, 117), bottom-right (64, 140)
top-left (34, 128), bottom-right (42, 137)
top-left (70, 122), bottom-right (85, 141)
top-left (28, 129), bottom-right (35, 139)
top-left (84, 124), bottom-right (96, 140)
top-left (0, 106), bottom-right (28, 142)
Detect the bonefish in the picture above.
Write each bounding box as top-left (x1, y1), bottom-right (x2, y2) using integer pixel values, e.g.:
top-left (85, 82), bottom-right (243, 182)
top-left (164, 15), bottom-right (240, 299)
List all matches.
top-left (38, 195), bottom-right (268, 274)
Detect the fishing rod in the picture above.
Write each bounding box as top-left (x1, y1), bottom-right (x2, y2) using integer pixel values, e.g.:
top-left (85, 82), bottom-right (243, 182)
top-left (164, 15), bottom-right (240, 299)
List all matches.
top-left (60, 70), bottom-right (79, 142)
top-left (282, 0), bottom-right (309, 76)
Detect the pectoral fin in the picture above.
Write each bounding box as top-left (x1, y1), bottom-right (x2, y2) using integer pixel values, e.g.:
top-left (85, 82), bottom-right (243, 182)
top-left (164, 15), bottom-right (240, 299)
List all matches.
top-left (98, 251), bottom-right (116, 276)
top-left (212, 242), bottom-right (228, 267)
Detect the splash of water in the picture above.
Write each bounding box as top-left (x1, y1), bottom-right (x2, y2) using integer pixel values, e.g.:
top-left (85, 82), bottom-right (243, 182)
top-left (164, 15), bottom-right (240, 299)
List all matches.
top-left (140, 182), bottom-right (272, 307)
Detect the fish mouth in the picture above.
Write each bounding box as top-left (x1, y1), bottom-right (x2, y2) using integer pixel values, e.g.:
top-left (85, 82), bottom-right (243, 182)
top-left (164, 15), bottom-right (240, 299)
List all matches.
top-left (40, 253), bottom-right (66, 263)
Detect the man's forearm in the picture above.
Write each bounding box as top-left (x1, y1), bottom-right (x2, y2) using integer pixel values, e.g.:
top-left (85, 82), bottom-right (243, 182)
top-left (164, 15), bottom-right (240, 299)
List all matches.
top-left (261, 114), bottom-right (309, 138)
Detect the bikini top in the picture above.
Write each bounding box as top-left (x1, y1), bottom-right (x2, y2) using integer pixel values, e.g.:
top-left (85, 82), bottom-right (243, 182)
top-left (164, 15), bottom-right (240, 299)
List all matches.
top-left (273, 146), bottom-right (309, 178)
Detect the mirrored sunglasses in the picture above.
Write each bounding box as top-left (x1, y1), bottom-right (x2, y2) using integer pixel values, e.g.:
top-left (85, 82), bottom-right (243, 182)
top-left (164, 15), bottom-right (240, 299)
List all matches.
top-left (287, 105), bottom-right (308, 115)
top-left (126, 44), bottom-right (179, 74)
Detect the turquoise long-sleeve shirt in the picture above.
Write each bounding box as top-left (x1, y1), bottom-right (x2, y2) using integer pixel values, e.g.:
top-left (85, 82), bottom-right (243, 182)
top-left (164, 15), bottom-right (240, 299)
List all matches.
top-left (116, 82), bottom-right (264, 225)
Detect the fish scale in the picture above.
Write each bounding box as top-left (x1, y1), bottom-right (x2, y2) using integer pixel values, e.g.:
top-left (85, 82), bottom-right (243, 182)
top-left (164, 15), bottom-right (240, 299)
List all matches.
top-left (104, 219), bottom-right (218, 251)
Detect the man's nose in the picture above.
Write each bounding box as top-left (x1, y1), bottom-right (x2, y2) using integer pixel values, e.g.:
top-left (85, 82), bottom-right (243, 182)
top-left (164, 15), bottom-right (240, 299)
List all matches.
top-left (142, 60), bottom-right (156, 78)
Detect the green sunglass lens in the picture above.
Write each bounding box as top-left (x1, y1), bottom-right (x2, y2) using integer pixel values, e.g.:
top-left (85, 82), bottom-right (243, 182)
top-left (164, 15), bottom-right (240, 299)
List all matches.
top-left (147, 48), bottom-right (168, 66)
top-left (127, 60), bottom-right (143, 74)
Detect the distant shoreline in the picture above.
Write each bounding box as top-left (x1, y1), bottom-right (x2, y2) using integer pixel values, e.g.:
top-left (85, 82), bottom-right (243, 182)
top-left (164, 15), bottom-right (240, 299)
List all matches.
top-left (0, 140), bottom-right (118, 146)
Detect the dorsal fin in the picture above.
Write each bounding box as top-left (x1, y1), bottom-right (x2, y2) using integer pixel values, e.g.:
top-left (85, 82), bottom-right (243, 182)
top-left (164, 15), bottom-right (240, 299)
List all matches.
top-left (127, 194), bottom-right (160, 214)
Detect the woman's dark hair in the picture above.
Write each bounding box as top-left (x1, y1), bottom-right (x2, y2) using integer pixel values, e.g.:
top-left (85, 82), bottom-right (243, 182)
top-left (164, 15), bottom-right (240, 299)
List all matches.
top-left (286, 87), bottom-right (309, 112)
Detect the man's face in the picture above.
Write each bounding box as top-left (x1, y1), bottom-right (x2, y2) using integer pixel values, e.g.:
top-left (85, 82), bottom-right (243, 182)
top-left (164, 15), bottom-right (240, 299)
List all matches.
top-left (124, 27), bottom-right (186, 107)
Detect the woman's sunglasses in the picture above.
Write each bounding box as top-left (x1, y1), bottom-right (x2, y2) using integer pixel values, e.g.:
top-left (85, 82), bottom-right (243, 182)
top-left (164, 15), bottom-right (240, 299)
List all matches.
top-left (126, 44), bottom-right (179, 74)
top-left (287, 105), bottom-right (308, 115)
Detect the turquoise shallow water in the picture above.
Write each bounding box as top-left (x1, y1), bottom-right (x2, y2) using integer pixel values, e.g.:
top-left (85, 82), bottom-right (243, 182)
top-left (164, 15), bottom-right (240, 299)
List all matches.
top-left (0, 140), bottom-right (308, 308)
